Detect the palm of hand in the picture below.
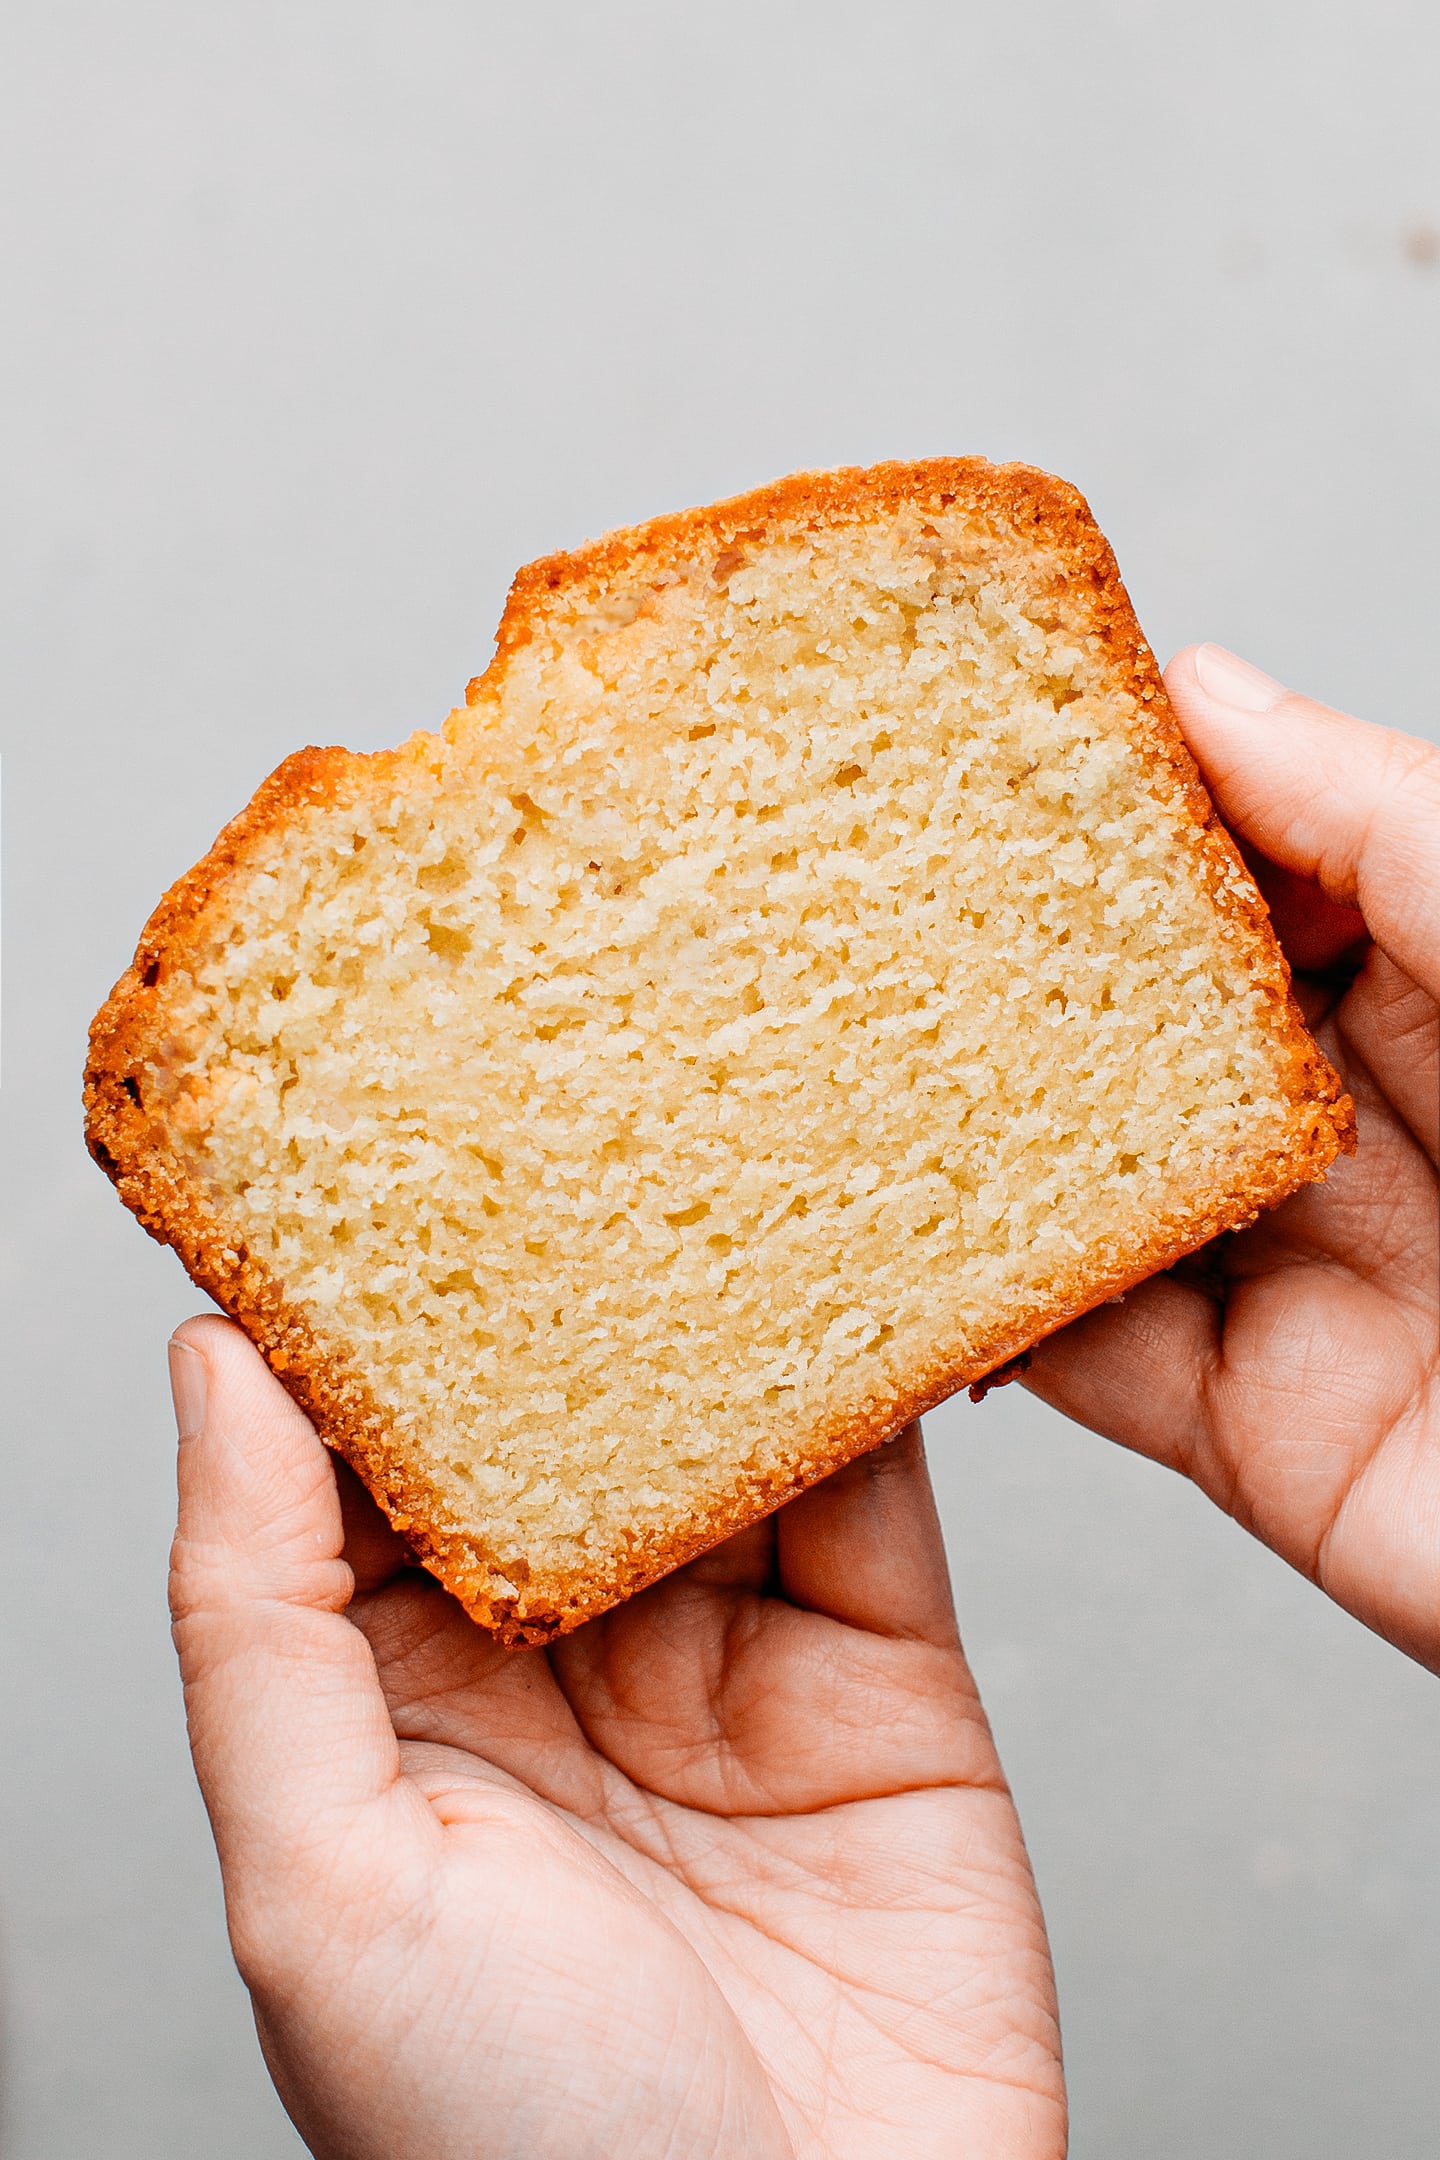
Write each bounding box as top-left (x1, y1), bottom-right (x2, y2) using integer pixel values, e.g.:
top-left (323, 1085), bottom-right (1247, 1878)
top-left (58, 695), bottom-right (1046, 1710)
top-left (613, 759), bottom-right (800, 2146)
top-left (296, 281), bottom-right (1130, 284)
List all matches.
top-left (1029, 880), bottom-right (1439, 1667)
top-left (186, 1406), bottom-right (1064, 2160)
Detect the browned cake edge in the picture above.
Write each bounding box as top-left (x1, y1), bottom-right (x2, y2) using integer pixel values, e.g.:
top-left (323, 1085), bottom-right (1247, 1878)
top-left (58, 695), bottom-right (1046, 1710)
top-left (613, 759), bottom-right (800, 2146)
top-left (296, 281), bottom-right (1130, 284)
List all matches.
top-left (84, 457), bottom-right (1356, 1645)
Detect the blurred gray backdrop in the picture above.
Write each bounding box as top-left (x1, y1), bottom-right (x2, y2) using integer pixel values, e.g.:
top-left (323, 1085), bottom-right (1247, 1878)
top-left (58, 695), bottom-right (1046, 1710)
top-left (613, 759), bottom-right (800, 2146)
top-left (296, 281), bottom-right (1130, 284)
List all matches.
top-left (3, 2), bottom-right (1439, 2153)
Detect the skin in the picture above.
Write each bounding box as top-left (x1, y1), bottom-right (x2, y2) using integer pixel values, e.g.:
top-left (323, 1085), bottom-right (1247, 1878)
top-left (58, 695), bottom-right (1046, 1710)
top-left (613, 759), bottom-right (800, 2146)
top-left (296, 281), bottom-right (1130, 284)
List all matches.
top-left (1028, 644), bottom-right (1440, 1671)
top-left (169, 1340), bottom-right (1065, 2160)
top-left (168, 642), bottom-right (1438, 2155)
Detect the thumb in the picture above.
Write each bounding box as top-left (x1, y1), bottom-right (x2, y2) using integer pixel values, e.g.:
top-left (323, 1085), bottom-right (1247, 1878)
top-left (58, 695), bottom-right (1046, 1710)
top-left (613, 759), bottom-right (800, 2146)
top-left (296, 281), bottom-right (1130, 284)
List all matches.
top-left (168, 1317), bottom-right (412, 1908)
top-left (1165, 644), bottom-right (1440, 1003)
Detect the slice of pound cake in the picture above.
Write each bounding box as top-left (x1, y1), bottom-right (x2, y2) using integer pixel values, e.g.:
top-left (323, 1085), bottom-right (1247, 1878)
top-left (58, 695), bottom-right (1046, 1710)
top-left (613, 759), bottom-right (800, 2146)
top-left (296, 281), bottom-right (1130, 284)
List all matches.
top-left (86, 460), bottom-right (1353, 1642)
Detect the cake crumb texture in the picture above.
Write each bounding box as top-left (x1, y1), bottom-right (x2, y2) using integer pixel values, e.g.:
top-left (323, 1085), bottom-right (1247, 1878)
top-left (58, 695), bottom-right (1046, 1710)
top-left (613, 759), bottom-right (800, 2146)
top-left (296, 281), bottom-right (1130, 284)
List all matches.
top-left (85, 459), bottom-right (1353, 1641)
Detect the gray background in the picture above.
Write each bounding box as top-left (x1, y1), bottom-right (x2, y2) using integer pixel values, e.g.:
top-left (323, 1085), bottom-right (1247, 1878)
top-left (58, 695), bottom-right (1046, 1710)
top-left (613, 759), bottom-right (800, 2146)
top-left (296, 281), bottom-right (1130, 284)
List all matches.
top-left (3, 1), bottom-right (1438, 2152)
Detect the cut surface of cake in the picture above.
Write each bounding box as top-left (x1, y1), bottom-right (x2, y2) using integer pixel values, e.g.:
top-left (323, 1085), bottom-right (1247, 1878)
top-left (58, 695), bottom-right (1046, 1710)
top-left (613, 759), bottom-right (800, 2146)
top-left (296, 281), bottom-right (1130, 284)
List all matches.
top-left (85, 459), bottom-right (1353, 1641)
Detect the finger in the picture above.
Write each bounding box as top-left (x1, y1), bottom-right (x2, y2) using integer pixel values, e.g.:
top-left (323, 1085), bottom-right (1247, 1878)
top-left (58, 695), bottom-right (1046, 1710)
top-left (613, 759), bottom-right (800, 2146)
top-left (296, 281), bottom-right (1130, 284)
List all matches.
top-left (343, 1570), bottom-right (611, 1818)
top-left (1023, 1272), bottom-right (1217, 1481)
top-left (553, 1424), bottom-right (987, 1816)
top-left (333, 1455), bottom-right (419, 1595)
top-left (1337, 948), bottom-right (1440, 1165)
top-left (675, 1515), bottom-right (777, 1594)
top-left (775, 1423), bottom-right (960, 1645)
top-left (1165, 644), bottom-right (1440, 1001)
top-left (169, 1317), bottom-right (416, 1888)
top-left (1237, 845), bottom-right (1369, 982)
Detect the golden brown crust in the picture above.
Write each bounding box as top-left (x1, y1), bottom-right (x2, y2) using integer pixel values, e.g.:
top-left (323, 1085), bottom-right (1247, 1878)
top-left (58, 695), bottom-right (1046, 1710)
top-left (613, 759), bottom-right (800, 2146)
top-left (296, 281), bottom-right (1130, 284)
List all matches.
top-left (489, 458), bottom-right (1104, 667)
top-left (85, 458), bottom-right (1355, 1645)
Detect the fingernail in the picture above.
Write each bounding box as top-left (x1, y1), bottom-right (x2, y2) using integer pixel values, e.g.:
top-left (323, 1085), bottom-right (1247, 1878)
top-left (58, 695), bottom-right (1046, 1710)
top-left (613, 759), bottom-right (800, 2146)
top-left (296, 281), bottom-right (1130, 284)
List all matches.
top-left (1193, 643), bottom-right (1287, 713)
top-left (168, 1338), bottom-right (207, 1442)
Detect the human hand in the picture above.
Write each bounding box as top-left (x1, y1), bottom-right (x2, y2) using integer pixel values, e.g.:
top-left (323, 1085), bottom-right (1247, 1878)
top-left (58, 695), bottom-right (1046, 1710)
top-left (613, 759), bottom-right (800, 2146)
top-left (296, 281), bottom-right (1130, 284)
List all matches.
top-left (168, 1319), bottom-right (1065, 2159)
top-left (1026, 643), bottom-right (1439, 1668)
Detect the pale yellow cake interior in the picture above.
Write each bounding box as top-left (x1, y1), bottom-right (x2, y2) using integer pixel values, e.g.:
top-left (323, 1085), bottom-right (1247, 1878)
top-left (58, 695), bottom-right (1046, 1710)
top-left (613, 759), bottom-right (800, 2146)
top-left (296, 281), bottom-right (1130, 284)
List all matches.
top-left (149, 501), bottom-right (1312, 1616)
